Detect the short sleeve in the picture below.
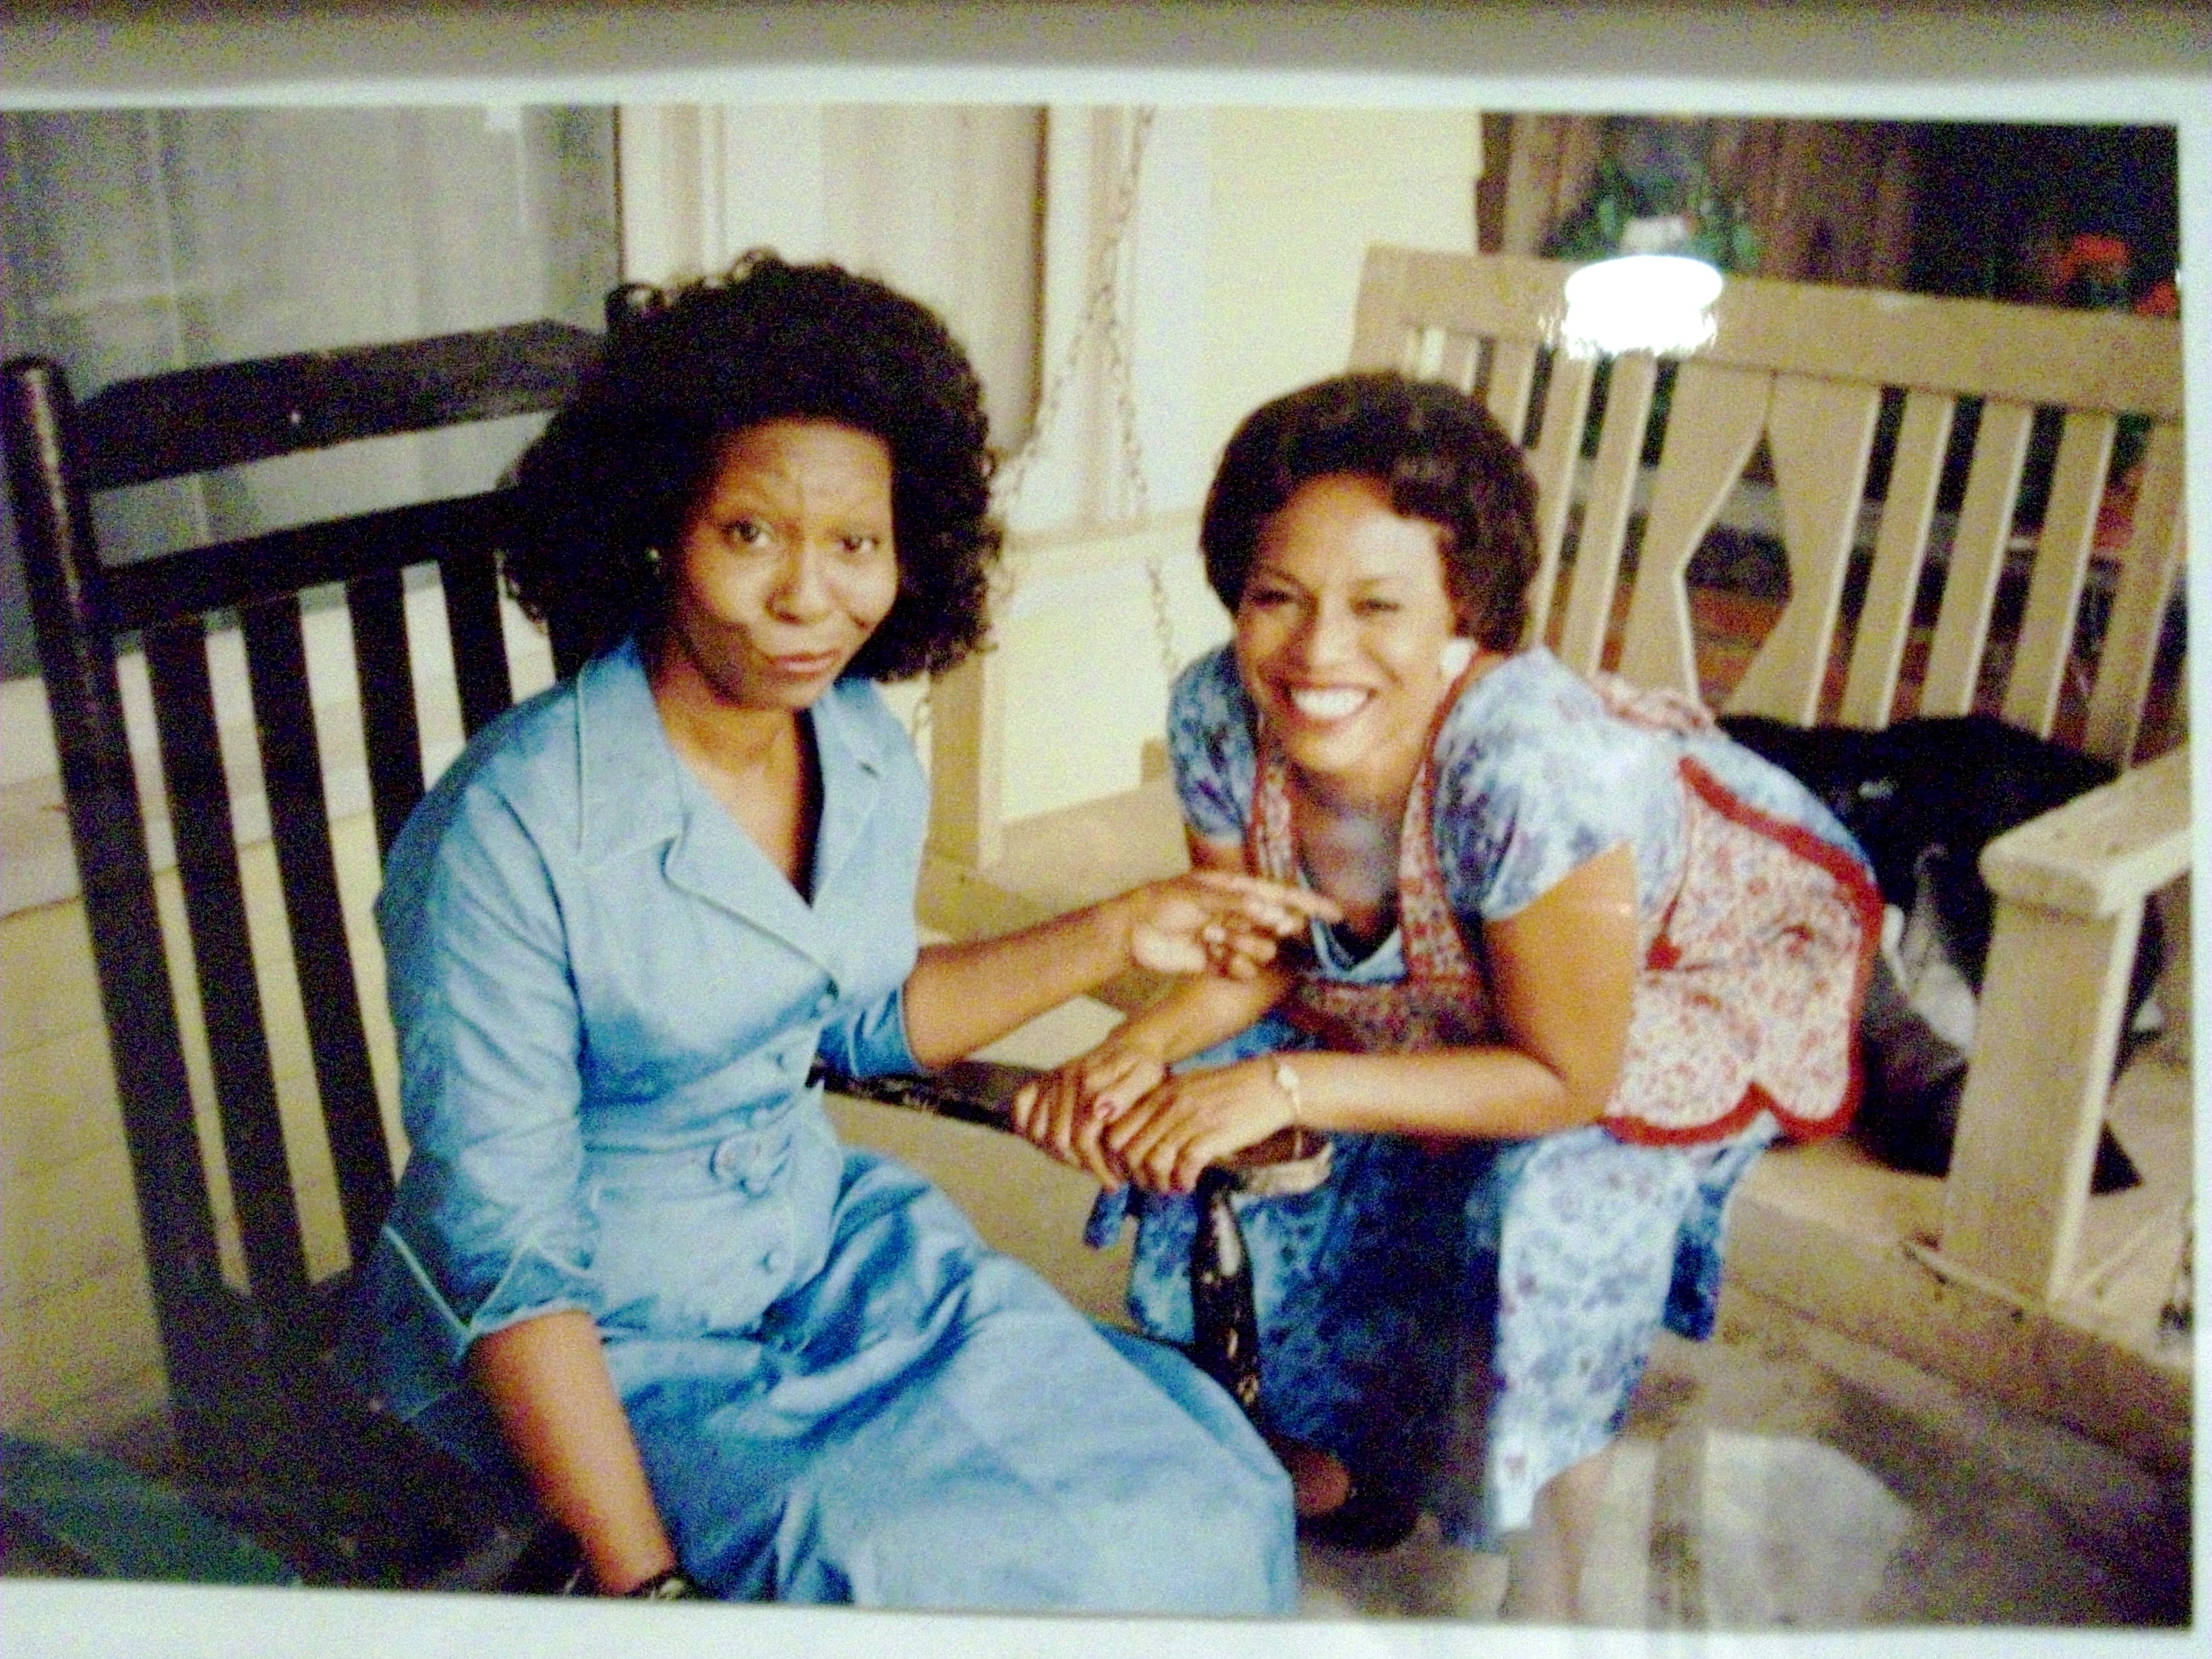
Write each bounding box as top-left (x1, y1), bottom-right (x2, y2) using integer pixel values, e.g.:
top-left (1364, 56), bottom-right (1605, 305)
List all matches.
top-left (817, 981), bottom-right (922, 1078)
top-left (1434, 658), bottom-right (1683, 922)
top-left (1167, 647), bottom-right (1256, 844)
top-left (374, 778), bottom-right (598, 1348)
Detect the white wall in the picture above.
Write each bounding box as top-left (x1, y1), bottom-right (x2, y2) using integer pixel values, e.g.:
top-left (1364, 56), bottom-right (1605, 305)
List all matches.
top-left (995, 107), bottom-right (1484, 821)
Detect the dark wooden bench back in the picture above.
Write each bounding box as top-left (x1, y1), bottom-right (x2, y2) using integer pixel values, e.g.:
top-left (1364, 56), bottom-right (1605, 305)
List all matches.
top-left (3, 319), bottom-right (599, 1461)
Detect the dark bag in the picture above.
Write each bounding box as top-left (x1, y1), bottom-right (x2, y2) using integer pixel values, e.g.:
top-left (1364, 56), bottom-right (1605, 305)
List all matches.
top-left (1718, 713), bottom-right (2161, 1191)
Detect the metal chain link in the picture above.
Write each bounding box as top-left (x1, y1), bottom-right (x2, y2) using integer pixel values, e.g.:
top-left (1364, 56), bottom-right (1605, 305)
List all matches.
top-left (993, 107), bottom-right (1156, 527)
top-left (913, 106), bottom-right (1180, 745)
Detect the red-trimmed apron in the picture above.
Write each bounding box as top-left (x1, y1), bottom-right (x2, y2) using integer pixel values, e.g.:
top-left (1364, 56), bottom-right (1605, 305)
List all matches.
top-left (1245, 670), bottom-right (1881, 1146)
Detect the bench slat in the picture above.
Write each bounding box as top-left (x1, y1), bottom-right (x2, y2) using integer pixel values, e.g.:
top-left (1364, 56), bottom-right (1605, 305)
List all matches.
top-left (1555, 352), bottom-right (1659, 677)
top-left (440, 546), bottom-right (515, 741)
top-left (1616, 359), bottom-right (1770, 696)
top-left (1484, 337), bottom-right (1539, 441)
top-left (1919, 399), bottom-right (2035, 718)
top-left (2002, 409), bottom-right (2117, 738)
top-left (1435, 330), bottom-right (1480, 392)
top-left (240, 596), bottom-right (395, 1277)
top-left (144, 621), bottom-right (313, 1310)
top-left (1840, 390), bottom-right (1954, 729)
top-left (1726, 374), bottom-right (1883, 725)
top-left (346, 569), bottom-right (429, 865)
top-left (2084, 420), bottom-right (2188, 766)
top-left (1523, 349), bottom-right (1596, 647)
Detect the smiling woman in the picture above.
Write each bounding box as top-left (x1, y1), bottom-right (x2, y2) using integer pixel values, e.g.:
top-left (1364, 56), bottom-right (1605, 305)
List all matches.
top-left (1014, 370), bottom-right (1884, 1619)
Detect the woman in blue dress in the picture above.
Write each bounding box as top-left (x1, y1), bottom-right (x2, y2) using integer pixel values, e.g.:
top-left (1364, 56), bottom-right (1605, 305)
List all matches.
top-left (1013, 372), bottom-right (1880, 1621)
top-left (339, 254), bottom-right (1329, 1610)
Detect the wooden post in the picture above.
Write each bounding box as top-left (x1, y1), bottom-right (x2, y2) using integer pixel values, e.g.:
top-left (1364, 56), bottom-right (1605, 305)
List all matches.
top-left (927, 648), bottom-right (1006, 870)
top-left (1938, 896), bottom-right (2143, 1302)
top-left (1935, 745), bottom-right (2192, 1303)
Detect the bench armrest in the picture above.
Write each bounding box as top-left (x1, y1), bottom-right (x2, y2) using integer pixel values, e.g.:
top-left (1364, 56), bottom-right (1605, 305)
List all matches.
top-left (1978, 743), bottom-right (2191, 918)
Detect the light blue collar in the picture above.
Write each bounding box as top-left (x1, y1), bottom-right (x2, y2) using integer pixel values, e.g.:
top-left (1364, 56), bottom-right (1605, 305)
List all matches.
top-left (572, 636), bottom-right (894, 964)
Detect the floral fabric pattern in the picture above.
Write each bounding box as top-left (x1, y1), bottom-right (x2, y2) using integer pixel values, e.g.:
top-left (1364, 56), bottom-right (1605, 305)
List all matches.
top-left (1097, 643), bottom-right (1878, 1542)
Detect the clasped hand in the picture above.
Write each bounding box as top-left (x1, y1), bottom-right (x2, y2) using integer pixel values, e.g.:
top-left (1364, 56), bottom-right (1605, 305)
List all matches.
top-left (1012, 1045), bottom-right (1298, 1195)
top-left (1011, 871), bottom-right (1333, 1192)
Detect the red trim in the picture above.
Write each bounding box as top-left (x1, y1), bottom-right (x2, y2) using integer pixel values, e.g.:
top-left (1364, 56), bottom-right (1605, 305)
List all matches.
top-left (1605, 757), bottom-right (1884, 1148)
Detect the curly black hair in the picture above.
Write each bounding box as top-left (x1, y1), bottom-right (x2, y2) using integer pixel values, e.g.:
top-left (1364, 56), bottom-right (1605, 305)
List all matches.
top-left (504, 251), bottom-right (1000, 681)
top-left (1199, 372), bottom-right (1539, 652)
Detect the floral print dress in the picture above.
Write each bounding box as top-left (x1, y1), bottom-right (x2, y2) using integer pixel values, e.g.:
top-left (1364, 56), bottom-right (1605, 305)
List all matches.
top-left (1088, 645), bottom-right (1880, 1547)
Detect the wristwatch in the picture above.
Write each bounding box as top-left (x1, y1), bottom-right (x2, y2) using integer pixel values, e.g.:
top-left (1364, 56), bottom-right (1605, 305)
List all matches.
top-left (626, 1566), bottom-right (707, 1600)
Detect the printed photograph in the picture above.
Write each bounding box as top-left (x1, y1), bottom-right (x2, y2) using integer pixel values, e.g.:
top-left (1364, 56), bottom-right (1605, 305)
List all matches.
top-left (0, 20), bottom-right (2195, 1649)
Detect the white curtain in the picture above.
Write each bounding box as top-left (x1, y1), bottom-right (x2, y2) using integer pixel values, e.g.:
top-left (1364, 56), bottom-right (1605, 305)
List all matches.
top-left (0, 105), bottom-right (620, 676)
top-left (616, 104), bottom-right (1046, 461)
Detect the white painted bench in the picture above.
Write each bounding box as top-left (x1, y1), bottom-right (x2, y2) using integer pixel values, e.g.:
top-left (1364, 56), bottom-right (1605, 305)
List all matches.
top-left (914, 248), bottom-right (2190, 1469)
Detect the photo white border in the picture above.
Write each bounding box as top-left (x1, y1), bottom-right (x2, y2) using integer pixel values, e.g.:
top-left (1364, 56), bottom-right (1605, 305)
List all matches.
top-left (1, 3), bottom-right (2205, 1655)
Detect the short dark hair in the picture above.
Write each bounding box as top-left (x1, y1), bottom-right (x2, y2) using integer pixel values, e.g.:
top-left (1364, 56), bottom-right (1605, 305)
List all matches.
top-left (503, 251), bottom-right (1000, 680)
top-left (1198, 372), bottom-right (1538, 652)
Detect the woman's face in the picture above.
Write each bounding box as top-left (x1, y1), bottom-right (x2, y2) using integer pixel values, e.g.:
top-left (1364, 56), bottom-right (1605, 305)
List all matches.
top-left (1233, 472), bottom-right (1465, 792)
top-left (661, 419), bottom-right (899, 711)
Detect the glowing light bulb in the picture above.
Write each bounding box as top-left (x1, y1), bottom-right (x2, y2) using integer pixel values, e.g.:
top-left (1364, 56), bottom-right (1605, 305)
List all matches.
top-left (1556, 254), bottom-right (1724, 359)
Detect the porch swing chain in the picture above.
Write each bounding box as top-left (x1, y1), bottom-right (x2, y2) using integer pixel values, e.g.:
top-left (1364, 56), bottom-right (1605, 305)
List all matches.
top-left (913, 107), bottom-right (1175, 750)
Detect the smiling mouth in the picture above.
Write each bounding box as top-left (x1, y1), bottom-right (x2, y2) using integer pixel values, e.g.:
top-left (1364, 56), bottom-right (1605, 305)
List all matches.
top-left (1285, 686), bottom-right (1370, 722)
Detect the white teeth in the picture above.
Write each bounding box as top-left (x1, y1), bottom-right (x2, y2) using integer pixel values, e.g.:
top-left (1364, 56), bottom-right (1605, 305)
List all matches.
top-left (1289, 687), bottom-right (1366, 721)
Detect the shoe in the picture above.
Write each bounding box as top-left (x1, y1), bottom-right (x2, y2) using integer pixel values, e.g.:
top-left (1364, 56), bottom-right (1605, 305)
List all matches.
top-left (1296, 1464), bottom-right (1422, 1553)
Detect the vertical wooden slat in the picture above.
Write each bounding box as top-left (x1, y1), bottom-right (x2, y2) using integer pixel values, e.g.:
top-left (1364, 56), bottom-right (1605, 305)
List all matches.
top-left (239, 597), bottom-right (396, 1281)
top-left (3, 359), bottom-right (236, 1424)
top-left (1520, 350), bottom-right (1597, 648)
top-left (927, 649), bottom-right (1006, 869)
top-left (1725, 374), bottom-right (1883, 726)
top-left (2083, 419), bottom-right (2186, 765)
top-left (144, 622), bottom-right (312, 1311)
top-left (2001, 409), bottom-right (2117, 738)
top-left (1614, 361), bottom-right (1772, 698)
top-left (1484, 337), bottom-right (1538, 441)
top-left (1839, 390), bottom-right (1954, 729)
top-left (1919, 399), bottom-right (2035, 717)
top-left (1554, 352), bottom-right (1660, 678)
top-left (1436, 331), bottom-right (1482, 395)
top-left (347, 567), bottom-right (427, 863)
top-left (440, 545), bottom-right (514, 740)
top-left (1346, 245), bottom-right (1417, 372)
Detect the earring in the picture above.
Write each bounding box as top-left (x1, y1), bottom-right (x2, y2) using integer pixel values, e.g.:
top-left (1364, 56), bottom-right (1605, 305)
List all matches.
top-left (1438, 637), bottom-right (1475, 680)
top-left (643, 546), bottom-right (663, 572)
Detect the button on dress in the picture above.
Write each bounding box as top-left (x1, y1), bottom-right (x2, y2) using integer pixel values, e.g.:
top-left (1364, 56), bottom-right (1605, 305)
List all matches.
top-left (338, 639), bottom-right (1294, 1612)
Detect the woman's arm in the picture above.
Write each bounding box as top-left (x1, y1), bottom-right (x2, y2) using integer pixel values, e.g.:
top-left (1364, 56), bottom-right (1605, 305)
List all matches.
top-left (386, 794), bottom-right (682, 1595)
top-left (1099, 830), bottom-right (1305, 1068)
top-left (1009, 963), bottom-right (1295, 1184)
top-left (1104, 843), bottom-right (1639, 1192)
top-left (468, 1311), bottom-right (675, 1594)
top-left (898, 869), bottom-right (1334, 1069)
top-left (1003, 832), bottom-right (1306, 1183)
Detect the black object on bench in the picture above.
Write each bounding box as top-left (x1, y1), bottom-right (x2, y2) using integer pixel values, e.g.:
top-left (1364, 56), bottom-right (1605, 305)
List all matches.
top-left (1719, 713), bottom-right (2161, 1191)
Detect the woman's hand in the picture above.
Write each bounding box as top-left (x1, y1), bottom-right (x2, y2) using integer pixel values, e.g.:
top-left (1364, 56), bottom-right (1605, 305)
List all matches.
top-left (1010, 1033), bottom-right (1169, 1186)
top-left (1103, 1058), bottom-right (1299, 1195)
top-left (1117, 871), bottom-right (1339, 979)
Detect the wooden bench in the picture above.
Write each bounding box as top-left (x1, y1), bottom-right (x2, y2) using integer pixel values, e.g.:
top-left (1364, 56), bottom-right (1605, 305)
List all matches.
top-left (921, 247), bottom-right (2190, 1471)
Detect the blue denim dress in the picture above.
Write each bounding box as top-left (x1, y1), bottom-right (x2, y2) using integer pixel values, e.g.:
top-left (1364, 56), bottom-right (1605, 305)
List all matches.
top-left (337, 639), bottom-right (1293, 1612)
